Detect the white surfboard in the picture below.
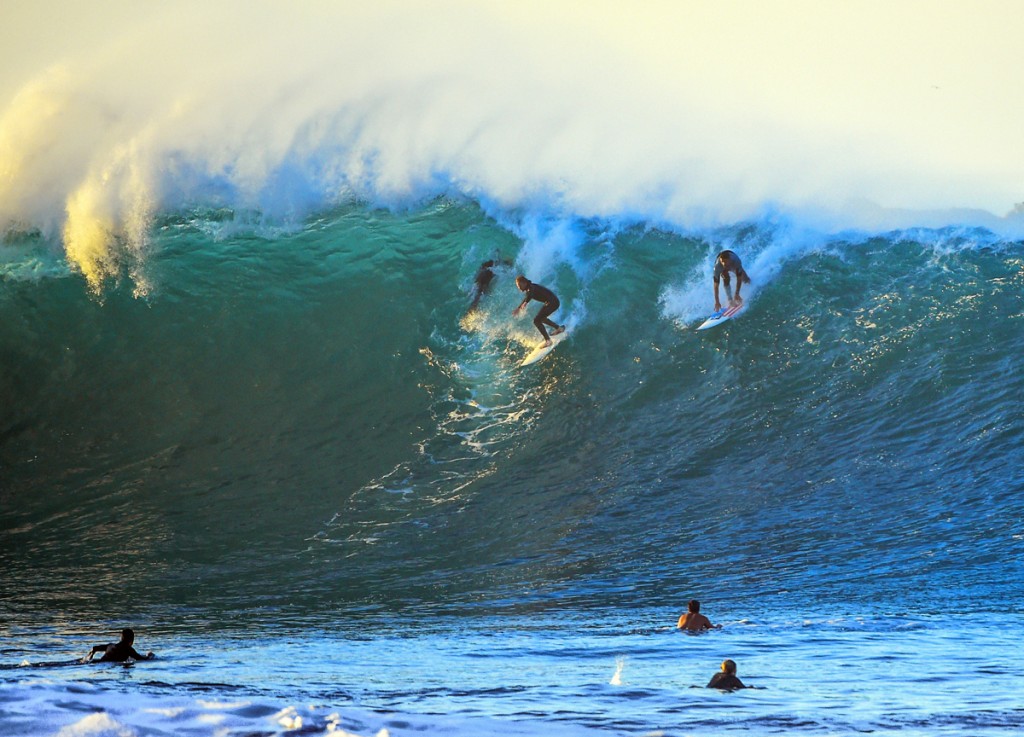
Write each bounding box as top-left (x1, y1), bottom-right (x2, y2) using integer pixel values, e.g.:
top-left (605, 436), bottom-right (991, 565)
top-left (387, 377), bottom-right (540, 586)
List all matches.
top-left (696, 302), bottom-right (745, 331)
top-left (520, 331), bottom-right (568, 367)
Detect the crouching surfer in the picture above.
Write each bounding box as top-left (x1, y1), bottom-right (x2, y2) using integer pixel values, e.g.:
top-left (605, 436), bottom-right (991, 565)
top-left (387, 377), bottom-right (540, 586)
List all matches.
top-left (713, 250), bottom-right (751, 312)
top-left (513, 275), bottom-right (565, 348)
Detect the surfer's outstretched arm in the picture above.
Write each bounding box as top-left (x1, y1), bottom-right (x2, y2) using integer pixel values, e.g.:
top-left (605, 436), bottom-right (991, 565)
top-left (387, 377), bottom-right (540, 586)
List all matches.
top-left (81, 645), bottom-right (105, 663)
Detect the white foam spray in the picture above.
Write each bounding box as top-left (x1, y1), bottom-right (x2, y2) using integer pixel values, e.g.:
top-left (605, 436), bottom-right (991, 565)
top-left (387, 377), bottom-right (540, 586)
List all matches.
top-left (2, 1), bottom-right (1023, 289)
top-left (610, 656), bottom-right (625, 686)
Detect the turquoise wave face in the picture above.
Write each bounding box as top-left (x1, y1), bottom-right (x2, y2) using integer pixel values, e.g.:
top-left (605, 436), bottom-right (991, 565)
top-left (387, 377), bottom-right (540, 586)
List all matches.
top-left (2, 200), bottom-right (1023, 626)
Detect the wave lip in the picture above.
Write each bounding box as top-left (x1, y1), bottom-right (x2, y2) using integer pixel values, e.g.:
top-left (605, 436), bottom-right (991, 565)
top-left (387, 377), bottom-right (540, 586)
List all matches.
top-left (3, 2), bottom-right (1024, 290)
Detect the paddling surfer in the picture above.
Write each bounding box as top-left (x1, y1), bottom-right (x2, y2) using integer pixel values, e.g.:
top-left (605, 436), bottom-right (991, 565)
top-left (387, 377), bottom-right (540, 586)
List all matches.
top-left (513, 276), bottom-right (565, 348)
top-left (713, 250), bottom-right (751, 312)
top-left (707, 659), bottom-right (747, 690)
top-left (81, 628), bottom-right (154, 663)
top-left (469, 257), bottom-right (513, 312)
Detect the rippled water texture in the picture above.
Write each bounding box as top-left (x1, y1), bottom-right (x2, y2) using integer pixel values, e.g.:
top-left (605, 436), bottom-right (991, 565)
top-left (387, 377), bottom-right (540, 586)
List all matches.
top-left (2, 202), bottom-right (1024, 736)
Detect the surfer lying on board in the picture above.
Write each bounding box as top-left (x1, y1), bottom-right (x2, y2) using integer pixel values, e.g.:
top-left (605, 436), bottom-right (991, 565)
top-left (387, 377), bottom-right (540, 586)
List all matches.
top-left (469, 257), bottom-right (513, 311)
top-left (81, 628), bottom-right (154, 663)
top-left (513, 275), bottom-right (565, 348)
top-left (713, 250), bottom-right (751, 312)
top-left (677, 599), bottom-right (719, 632)
top-left (707, 659), bottom-right (747, 690)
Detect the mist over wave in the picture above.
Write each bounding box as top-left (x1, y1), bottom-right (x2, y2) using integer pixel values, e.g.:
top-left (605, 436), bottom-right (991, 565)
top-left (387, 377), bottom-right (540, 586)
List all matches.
top-left (2, 0), bottom-right (1024, 291)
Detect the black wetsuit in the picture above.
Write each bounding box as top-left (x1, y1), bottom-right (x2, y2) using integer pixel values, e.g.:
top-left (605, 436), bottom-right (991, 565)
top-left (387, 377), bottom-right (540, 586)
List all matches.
top-left (519, 281), bottom-right (561, 340)
top-left (89, 641), bottom-right (149, 662)
top-left (707, 672), bottom-right (746, 690)
top-left (475, 260), bottom-right (499, 292)
top-left (470, 260), bottom-right (511, 310)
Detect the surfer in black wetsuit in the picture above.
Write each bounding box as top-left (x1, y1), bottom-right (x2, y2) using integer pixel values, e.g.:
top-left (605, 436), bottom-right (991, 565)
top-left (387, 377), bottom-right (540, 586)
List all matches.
top-left (707, 659), bottom-right (746, 690)
top-left (469, 257), bottom-right (513, 312)
top-left (513, 275), bottom-right (565, 348)
top-left (81, 628), bottom-right (154, 663)
top-left (713, 250), bottom-right (751, 311)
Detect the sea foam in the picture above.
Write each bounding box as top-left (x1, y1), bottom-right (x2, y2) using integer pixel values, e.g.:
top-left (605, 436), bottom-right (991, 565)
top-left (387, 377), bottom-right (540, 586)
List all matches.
top-left (2, 1), bottom-right (1023, 291)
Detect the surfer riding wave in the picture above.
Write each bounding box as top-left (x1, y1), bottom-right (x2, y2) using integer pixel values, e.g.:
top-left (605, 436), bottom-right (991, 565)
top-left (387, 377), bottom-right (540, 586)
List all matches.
top-left (513, 275), bottom-right (565, 348)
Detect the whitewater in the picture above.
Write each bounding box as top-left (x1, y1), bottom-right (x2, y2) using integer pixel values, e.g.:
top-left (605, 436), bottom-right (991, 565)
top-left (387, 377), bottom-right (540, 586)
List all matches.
top-left (3, 2), bottom-right (1024, 736)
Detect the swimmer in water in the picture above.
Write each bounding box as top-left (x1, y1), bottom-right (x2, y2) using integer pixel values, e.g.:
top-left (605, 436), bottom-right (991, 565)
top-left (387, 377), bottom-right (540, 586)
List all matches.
top-left (707, 659), bottom-right (746, 690)
top-left (677, 599), bottom-right (719, 632)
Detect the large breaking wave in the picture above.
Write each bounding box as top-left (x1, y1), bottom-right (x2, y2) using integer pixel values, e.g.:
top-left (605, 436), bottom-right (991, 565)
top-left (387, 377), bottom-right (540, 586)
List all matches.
top-left (2, 1), bottom-right (1023, 293)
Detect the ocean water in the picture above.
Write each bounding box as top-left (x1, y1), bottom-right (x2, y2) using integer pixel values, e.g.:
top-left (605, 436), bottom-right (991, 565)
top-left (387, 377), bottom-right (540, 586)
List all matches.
top-left (3, 3), bottom-right (1024, 736)
top-left (3, 200), bottom-right (1023, 736)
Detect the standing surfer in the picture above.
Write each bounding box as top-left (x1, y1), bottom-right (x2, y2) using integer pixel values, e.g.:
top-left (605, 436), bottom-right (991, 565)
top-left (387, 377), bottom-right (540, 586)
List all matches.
top-left (713, 250), bottom-right (751, 312)
top-left (513, 275), bottom-right (565, 348)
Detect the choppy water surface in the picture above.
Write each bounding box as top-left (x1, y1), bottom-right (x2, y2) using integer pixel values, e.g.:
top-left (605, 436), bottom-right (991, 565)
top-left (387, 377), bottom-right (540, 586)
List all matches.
top-left (4, 611), bottom-right (1024, 736)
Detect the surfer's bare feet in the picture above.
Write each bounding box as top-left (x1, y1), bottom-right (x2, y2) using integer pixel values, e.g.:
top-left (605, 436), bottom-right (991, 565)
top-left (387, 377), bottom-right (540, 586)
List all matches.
top-left (551, 325), bottom-right (565, 336)
top-left (541, 339), bottom-right (552, 348)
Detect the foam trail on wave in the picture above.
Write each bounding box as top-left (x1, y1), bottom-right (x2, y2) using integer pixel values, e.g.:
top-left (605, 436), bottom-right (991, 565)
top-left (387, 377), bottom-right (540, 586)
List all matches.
top-left (2, 1), bottom-right (1024, 290)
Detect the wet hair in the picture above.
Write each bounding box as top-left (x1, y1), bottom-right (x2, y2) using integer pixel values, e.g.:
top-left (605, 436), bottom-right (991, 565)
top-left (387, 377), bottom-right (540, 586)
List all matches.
top-left (722, 659), bottom-right (737, 674)
top-left (515, 275), bottom-right (529, 289)
top-left (121, 629), bottom-right (135, 644)
top-left (688, 599), bottom-right (700, 613)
